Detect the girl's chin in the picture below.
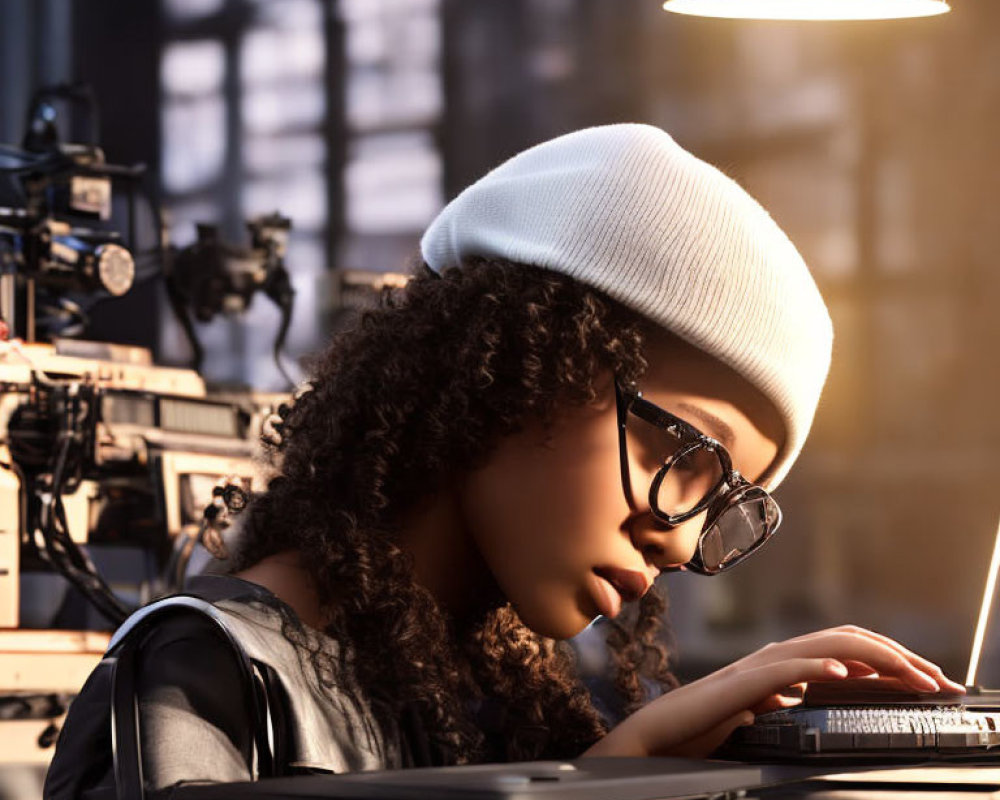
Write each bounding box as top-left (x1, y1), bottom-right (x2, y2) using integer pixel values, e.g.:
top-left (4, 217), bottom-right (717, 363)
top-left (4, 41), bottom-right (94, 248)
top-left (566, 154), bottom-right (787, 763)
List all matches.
top-left (512, 604), bottom-right (595, 641)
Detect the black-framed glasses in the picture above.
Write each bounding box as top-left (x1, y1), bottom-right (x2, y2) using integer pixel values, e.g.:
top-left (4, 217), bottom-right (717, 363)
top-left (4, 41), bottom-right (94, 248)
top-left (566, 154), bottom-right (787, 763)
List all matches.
top-left (614, 379), bottom-right (782, 576)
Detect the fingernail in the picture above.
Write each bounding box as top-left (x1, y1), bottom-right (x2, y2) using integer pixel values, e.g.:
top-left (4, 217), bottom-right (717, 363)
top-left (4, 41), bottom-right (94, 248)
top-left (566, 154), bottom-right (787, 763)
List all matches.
top-left (828, 661), bottom-right (848, 677)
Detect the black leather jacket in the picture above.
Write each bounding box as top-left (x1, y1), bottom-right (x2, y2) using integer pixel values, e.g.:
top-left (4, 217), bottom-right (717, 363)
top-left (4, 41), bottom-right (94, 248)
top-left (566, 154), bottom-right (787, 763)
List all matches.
top-left (44, 575), bottom-right (437, 799)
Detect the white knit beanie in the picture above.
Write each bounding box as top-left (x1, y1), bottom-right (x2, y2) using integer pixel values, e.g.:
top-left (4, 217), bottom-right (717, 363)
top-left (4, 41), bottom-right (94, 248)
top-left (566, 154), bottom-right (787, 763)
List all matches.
top-left (420, 123), bottom-right (832, 491)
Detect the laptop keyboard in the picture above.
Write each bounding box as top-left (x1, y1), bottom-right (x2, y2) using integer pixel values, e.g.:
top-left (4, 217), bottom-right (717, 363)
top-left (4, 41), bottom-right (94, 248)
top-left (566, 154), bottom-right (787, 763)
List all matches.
top-left (726, 705), bottom-right (1000, 757)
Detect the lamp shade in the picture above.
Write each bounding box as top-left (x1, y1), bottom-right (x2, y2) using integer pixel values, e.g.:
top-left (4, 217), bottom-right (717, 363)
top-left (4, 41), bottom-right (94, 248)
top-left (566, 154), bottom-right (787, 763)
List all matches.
top-left (662, 0), bottom-right (950, 20)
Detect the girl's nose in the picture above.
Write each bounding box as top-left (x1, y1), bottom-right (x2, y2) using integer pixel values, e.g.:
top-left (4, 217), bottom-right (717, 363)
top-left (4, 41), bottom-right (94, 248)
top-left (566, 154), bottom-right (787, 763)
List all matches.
top-left (627, 510), bottom-right (707, 573)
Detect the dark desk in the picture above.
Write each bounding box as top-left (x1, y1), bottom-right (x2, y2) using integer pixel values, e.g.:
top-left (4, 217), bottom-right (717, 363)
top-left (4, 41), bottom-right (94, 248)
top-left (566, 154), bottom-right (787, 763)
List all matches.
top-left (760, 764), bottom-right (1000, 798)
top-left (175, 758), bottom-right (1000, 799)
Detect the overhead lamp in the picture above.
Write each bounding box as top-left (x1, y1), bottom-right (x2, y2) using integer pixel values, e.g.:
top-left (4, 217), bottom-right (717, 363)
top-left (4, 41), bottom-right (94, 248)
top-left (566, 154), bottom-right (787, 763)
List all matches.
top-left (662, 0), bottom-right (950, 20)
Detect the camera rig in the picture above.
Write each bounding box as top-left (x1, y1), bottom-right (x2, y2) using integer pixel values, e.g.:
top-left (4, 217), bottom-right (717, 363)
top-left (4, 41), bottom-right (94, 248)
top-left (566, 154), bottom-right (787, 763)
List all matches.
top-left (0, 84), bottom-right (147, 342)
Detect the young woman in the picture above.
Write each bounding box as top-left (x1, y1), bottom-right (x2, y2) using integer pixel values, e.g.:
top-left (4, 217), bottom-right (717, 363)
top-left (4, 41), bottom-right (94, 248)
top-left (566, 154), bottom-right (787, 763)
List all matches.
top-left (45, 124), bottom-right (963, 798)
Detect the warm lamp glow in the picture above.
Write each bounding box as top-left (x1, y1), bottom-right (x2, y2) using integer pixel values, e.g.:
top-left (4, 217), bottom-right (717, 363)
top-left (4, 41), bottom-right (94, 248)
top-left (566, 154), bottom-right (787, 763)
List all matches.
top-left (662, 0), bottom-right (950, 20)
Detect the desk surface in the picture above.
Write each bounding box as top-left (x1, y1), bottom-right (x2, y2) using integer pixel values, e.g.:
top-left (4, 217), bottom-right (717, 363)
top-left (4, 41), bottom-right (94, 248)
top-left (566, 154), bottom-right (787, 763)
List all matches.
top-left (173, 758), bottom-right (1000, 800)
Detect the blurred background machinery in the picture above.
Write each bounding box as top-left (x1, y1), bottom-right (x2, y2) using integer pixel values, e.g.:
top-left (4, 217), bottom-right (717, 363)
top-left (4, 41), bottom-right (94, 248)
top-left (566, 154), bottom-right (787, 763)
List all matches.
top-left (0, 74), bottom-right (297, 783)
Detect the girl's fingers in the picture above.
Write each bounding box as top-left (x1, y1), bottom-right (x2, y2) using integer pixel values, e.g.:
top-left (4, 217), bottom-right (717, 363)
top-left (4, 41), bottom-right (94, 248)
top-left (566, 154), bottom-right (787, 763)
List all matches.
top-left (746, 633), bottom-right (945, 693)
top-left (842, 659), bottom-right (879, 677)
top-left (784, 626), bottom-right (964, 693)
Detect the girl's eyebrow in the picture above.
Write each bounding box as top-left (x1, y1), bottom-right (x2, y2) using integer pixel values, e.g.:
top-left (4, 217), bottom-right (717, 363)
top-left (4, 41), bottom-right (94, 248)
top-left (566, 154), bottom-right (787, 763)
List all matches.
top-left (673, 402), bottom-right (736, 449)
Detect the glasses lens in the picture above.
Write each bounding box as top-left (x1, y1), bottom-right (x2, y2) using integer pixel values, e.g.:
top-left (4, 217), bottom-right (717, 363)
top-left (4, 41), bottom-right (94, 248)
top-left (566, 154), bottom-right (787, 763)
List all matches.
top-left (654, 443), bottom-right (726, 517)
top-left (697, 486), bottom-right (781, 573)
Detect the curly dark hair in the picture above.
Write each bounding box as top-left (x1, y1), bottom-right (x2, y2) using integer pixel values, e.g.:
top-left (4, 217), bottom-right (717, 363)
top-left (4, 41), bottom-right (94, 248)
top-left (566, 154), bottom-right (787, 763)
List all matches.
top-left (234, 257), bottom-right (679, 765)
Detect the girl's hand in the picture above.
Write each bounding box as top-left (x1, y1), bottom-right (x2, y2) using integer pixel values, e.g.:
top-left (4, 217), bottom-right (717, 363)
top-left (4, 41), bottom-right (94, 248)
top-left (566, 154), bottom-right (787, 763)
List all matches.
top-left (583, 624), bottom-right (965, 759)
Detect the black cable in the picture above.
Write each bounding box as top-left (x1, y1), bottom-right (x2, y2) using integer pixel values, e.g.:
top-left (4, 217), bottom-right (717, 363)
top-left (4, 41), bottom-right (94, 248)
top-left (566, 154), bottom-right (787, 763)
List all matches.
top-left (265, 265), bottom-right (296, 389)
top-left (33, 396), bottom-right (130, 624)
top-left (273, 306), bottom-right (295, 389)
top-left (43, 436), bottom-right (100, 582)
top-left (46, 491), bottom-right (129, 624)
top-left (38, 480), bottom-right (125, 623)
top-left (53, 406), bottom-right (131, 620)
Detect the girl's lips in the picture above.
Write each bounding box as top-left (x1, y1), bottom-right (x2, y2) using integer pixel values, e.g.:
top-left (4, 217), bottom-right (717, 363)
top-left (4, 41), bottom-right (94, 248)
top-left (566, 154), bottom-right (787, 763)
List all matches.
top-left (592, 571), bottom-right (622, 619)
top-left (594, 566), bottom-right (650, 603)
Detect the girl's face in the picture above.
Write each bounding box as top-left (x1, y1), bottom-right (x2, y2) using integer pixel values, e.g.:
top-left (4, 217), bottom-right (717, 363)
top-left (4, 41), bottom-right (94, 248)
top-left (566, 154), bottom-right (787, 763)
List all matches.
top-left (458, 335), bottom-right (784, 640)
